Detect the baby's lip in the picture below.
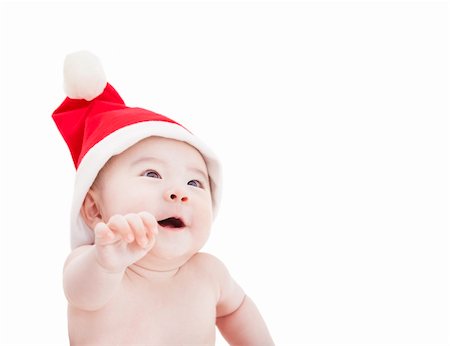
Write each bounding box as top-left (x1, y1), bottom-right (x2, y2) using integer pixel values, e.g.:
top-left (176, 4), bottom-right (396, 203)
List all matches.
top-left (157, 216), bottom-right (186, 230)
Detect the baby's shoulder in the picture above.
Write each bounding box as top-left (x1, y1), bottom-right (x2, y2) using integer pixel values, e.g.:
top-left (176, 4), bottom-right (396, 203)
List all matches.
top-left (186, 252), bottom-right (230, 278)
top-left (188, 252), bottom-right (225, 269)
top-left (188, 253), bottom-right (245, 317)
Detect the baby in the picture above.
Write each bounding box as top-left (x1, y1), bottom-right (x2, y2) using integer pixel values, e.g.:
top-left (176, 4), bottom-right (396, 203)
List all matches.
top-left (53, 51), bottom-right (274, 345)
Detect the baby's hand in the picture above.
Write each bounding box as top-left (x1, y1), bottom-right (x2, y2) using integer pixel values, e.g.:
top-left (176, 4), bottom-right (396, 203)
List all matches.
top-left (93, 212), bottom-right (158, 273)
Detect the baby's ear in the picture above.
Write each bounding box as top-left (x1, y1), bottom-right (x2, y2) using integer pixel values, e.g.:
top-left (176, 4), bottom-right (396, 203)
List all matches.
top-left (80, 189), bottom-right (102, 230)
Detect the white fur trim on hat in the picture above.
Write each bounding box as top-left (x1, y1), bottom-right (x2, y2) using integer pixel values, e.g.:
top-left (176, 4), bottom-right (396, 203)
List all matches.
top-left (70, 121), bottom-right (222, 250)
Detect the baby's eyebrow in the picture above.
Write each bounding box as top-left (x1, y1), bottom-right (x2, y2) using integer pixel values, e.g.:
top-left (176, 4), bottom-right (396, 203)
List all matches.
top-left (188, 167), bottom-right (209, 182)
top-left (131, 156), bottom-right (165, 167)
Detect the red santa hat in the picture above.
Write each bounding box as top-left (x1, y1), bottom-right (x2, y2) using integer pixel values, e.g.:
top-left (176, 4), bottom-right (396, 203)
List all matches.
top-left (52, 51), bottom-right (222, 250)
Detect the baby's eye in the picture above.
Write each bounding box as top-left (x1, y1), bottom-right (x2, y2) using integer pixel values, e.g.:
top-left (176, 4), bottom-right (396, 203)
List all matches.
top-left (142, 170), bottom-right (161, 179)
top-left (187, 179), bottom-right (203, 188)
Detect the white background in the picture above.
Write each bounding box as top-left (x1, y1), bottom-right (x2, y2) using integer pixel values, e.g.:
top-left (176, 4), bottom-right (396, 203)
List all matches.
top-left (0, 1), bottom-right (448, 345)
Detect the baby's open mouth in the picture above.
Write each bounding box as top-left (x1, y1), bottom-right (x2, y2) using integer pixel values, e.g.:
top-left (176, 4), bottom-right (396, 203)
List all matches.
top-left (157, 217), bottom-right (186, 229)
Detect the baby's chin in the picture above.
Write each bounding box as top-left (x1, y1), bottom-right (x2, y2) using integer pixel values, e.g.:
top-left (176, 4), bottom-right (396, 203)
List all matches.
top-left (149, 236), bottom-right (207, 263)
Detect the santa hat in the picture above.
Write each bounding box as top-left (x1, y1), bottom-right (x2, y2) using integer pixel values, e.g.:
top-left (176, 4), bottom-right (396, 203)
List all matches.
top-left (52, 51), bottom-right (221, 250)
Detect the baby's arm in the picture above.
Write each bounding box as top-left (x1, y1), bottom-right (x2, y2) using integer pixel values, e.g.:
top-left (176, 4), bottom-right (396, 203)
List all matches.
top-left (217, 295), bottom-right (274, 346)
top-left (63, 212), bottom-right (157, 311)
top-left (212, 256), bottom-right (274, 346)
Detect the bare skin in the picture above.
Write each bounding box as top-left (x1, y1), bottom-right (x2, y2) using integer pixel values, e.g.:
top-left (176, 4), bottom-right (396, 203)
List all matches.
top-left (63, 137), bottom-right (274, 345)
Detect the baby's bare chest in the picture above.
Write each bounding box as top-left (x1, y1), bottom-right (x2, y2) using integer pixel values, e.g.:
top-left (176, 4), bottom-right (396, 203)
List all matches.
top-left (70, 274), bottom-right (218, 344)
top-left (118, 277), bottom-right (218, 328)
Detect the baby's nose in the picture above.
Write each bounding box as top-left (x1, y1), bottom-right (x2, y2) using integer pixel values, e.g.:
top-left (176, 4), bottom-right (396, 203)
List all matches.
top-left (165, 189), bottom-right (189, 203)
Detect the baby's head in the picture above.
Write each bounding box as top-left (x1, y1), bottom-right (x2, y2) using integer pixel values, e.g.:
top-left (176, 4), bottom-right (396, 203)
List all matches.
top-left (83, 136), bottom-right (214, 259)
top-left (52, 51), bottom-right (221, 251)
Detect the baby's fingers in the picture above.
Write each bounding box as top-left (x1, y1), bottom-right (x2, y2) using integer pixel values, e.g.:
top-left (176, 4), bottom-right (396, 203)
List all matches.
top-left (138, 212), bottom-right (159, 248)
top-left (138, 211), bottom-right (159, 238)
top-left (94, 222), bottom-right (117, 245)
top-left (107, 214), bottom-right (134, 243)
top-left (125, 213), bottom-right (148, 248)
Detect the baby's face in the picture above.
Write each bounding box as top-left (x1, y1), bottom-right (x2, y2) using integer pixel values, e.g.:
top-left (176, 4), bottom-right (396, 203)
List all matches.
top-left (92, 136), bottom-right (213, 261)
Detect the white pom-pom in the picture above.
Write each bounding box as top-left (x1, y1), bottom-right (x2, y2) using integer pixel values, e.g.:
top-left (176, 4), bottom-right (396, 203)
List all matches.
top-left (63, 51), bottom-right (107, 101)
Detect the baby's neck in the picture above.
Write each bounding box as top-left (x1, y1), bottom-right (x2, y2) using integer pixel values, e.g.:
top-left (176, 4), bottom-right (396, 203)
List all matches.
top-left (127, 262), bottom-right (181, 281)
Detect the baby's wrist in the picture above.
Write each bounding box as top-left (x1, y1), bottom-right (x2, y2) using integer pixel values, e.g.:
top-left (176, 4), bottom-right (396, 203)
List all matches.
top-left (92, 246), bottom-right (127, 275)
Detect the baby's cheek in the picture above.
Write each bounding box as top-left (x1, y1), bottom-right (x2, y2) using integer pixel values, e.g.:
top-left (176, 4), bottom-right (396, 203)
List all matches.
top-left (195, 207), bottom-right (213, 233)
